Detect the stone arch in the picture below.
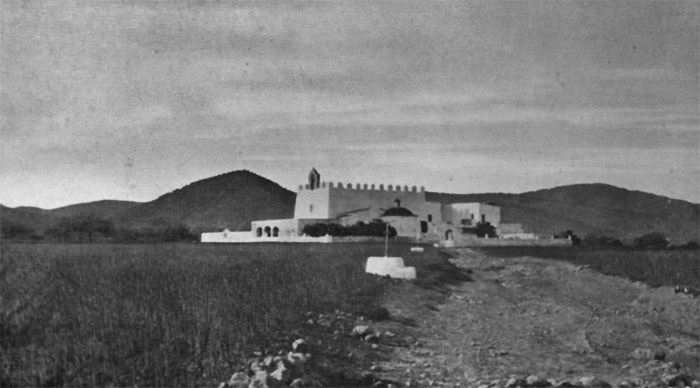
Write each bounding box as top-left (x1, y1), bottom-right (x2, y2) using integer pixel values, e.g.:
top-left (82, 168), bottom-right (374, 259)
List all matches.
top-left (256, 227), bottom-right (263, 237)
top-left (445, 229), bottom-right (454, 241)
top-left (272, 227), bottom-right (279, 237)
top-left (264, 226), bottom-right (271, 237)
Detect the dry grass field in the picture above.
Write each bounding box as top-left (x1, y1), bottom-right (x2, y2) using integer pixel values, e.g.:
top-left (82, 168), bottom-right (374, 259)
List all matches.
top-left (0, 242), bottom-right (462, 387)
top-left (477, 246), bottom-right (700, 289)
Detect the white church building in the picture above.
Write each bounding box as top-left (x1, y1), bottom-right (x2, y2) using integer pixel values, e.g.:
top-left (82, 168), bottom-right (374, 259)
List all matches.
top-left (201, 168), bottom-right (504, 243)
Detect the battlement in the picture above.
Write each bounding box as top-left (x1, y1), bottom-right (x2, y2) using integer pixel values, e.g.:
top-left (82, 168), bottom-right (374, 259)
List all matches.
top-left (299, 181), bottom-right (425, 193)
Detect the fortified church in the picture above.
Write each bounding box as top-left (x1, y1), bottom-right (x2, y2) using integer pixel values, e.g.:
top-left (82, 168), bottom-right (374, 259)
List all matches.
top-left (202, 168), bottom-right (503, 243)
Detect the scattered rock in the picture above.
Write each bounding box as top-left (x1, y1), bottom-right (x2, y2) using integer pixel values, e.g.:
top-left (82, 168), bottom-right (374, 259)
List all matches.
top-left (579, 376), bottom-right (611, 388)
top-left (617, 380), bottom-right (633, 388)
top-left (631, 348), bottom-right (665, 361)
top-left (269, 366), bottom-right (291, 384)
top-left (526, 375), bottom-right (551, 387)
top-left (292, 339), bottom-right (308, 353)
top-left (666, 374), bottom-right (696, 388)
top-left (353, 325), bottom-right (372, 337)
top-left (248, 371), bottom-right (268, 388)
top-left (505, 377), bottom-right (525, 387)
top-left (289, 375), bottom-right (323, 387)
top-left (227, 372), bottom-right (250, 388)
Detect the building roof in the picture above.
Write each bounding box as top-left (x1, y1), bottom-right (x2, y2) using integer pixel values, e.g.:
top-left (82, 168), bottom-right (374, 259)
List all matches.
top-left (381, 207), bottom-right (416, 217)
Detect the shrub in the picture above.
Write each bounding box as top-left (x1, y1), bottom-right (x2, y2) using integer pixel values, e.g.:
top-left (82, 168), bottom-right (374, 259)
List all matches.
top-left (583, 234), bottom-right (624, 247)
top-left (634, 232), bottom-right (669, 249)
top-left (554, 230), bottom-right (581, 246)
top-left (303, 220), bottom-right (396, 238)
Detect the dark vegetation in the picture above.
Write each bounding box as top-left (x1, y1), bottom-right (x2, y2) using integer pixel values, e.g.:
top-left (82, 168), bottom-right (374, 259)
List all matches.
top-left (1, 214), bottom-right (198, 243)
top-left (479, 246), bottom-right (700, 289)
top-left (462, 221), bottom-right (498, 238)
top-left (0, 242), bottom-right (465, 387)
top-left (302, 220), bottom-right (397, 238)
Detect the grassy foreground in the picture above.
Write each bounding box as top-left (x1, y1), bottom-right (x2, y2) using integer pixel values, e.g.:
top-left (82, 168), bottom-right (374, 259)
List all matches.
top-left (0, 242), bottom-right (457, 387)
top-left (478, 246), bottom-right (700, 289)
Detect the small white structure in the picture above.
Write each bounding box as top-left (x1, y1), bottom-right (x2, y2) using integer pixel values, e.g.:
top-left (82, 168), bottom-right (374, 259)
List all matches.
top-left (365, 256), bottom-right (416, 279)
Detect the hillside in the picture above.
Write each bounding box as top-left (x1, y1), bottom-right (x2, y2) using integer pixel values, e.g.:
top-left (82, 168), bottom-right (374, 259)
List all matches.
top-left (427, 183), bottom-right (700, 243)
top-left (3, 176), bottom-right (697, 243)
top-left (0, 204), bottom-right (56, 233)
top-left (50, 200), bottom-right (141, 220)
top-left (119, 170), bottom-right (296, 232)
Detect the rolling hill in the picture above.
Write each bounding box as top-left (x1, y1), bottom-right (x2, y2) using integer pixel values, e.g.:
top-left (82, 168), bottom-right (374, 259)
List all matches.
top-left (2, 172), bottom-right (698, 244)
top-left (426, 183), bottom-right (700, 244)
top-left (118, 170), bottom-right (296, 232)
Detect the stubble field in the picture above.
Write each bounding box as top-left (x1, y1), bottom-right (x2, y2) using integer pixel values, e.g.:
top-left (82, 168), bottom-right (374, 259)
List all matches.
top-left (0, 242), bottom-right (462, 387)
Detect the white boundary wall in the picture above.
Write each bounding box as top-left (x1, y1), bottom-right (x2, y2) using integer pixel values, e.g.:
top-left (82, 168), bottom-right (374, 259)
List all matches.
top-left (201, 230), bottom-right (333, 243)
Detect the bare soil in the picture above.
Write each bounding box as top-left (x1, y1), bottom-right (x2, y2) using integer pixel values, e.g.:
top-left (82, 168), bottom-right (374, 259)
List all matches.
top-left (367, 248), bottom-right (700, 387)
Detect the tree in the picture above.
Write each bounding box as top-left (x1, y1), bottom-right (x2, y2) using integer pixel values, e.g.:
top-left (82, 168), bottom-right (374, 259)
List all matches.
top-left (634, 232), bottom-right (669, 249)
top-left (474, 222), bottom-right (497, 238)
top-left (554, 230), bottom-right (581, 246)
top-left (678, 241), bottom-right (699, 250)
top-left (583, 234), bottom-right (623, 247)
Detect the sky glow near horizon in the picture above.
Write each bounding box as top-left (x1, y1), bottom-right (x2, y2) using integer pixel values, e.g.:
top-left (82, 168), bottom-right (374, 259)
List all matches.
top-left (1, 1), bottom-right (699, 208)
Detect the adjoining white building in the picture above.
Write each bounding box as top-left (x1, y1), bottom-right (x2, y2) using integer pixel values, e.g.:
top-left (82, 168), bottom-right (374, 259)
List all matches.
top-left (202, 168), bottom-right (510, 243)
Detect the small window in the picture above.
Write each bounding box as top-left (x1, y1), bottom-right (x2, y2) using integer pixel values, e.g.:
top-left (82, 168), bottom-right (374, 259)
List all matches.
top-left (420, 221), bottom-right (428, 233)
top-left (481, 214), bottom-right (486, 223)
top-left (309, 204), bottom-right (313, 213)
top-left (471, 214), bottom-right (475, 219)
top-left (427, 214), bottom-right (432, 222)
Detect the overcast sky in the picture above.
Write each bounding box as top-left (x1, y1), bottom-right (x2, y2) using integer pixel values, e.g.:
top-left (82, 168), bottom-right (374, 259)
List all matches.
top-left (1, 1), bottom-right (698, 208)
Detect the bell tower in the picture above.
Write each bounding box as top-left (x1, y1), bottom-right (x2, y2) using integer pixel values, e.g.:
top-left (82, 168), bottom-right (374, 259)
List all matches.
top-left (308, 167), bottom-right (320, 190)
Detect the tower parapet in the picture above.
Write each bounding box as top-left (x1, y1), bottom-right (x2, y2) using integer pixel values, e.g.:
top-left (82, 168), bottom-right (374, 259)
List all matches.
top-left (297, 179), bottom-right (426, 193)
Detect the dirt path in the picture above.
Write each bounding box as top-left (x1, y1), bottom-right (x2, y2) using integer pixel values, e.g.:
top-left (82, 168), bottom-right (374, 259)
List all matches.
top-left (372, 248), bottom-right (700, 387)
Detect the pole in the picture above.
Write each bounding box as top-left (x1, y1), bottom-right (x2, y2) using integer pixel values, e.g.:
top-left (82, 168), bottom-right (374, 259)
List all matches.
top-left (384, 220), bottom-right (389, 257)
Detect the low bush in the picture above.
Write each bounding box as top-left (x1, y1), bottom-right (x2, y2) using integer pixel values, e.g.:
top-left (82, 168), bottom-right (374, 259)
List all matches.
top-left (303, 220), bottom-right (396, 238)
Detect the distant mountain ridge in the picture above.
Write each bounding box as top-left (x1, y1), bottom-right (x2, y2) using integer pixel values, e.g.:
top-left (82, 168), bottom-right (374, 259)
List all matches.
top-left (426, 183), bottom-right (700, 243)
top-left (1, 173), bottom-right (698, 243)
